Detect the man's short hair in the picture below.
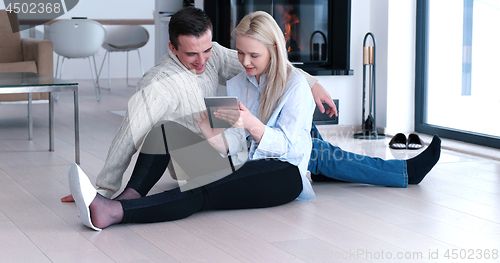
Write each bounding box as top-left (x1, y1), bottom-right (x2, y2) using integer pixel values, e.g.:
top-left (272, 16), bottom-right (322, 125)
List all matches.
top-left (169, 7), bottom-right (213, 49)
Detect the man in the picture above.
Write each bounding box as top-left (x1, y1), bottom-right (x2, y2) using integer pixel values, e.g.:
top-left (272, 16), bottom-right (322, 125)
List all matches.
top-left (61, 7), bottom-right (337, 201)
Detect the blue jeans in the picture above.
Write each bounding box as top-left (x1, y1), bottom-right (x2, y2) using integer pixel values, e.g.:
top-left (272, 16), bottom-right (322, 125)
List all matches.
top-left (307, 123), bottom-right (408, 187)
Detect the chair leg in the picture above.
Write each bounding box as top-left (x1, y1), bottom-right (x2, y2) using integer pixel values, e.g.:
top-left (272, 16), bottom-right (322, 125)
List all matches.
top-left (97, 51), bottom-right (111, 90)
top-left (54, 55), bottom-right (60, 101)
top-left (88, 56), bottom-right (101, 101)
top-left (126, 51), bottom-right (130, 86)
top-left (97, 52), bottom-right (104, 80)
top-left (55, 57), bottom-right (66, 101)
top-left (28, 93), bottom-right (32, 140)
top-left (93, 55), bottom-right (102, 100)
top-left (55, 55), bottom-right (60, 79)
top-left (93, 55), bottom-right (100, 87)
top-left (108, 51), bottom-right (111, 90)
top-left (125, 51), bottom-right (130, 86)
top-left (59, 57), bottom-right (66, 79)
top-left (127, 49), bottom-right (143, 87)
top-left (138, 49), bottom-right (144, 75)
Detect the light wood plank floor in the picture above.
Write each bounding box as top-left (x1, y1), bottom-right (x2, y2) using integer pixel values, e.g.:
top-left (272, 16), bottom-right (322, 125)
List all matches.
top-left (1, 79), bottom-right (499, 263)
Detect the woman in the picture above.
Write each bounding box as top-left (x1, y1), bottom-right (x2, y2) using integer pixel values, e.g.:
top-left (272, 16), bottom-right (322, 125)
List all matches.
top-left (69, 11), bottom-right (316, 230)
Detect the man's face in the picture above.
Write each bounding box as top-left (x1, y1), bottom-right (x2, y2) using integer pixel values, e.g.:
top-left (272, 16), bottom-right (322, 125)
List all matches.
top-left (169, 30), bottom-right (213, 74)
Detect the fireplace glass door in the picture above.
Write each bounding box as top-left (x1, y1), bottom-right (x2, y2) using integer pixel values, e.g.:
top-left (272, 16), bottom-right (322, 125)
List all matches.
top-left (230, 0), bottom-right (329, 65)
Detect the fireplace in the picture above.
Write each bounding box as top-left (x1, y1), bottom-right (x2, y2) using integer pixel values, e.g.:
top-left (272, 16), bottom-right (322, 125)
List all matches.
top-left (205, 0), bottom-right (352, 75)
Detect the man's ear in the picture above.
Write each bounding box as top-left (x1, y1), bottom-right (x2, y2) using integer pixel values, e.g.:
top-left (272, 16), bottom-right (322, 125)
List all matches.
top-left (168, 42), bottom-right (176, 54)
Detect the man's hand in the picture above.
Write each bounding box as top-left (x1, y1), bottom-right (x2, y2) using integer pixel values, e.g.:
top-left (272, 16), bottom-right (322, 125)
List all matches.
top-left (311, 82), bottom-right (338, 118)
top-left (61, 194), bottom-right (75, 202)
top-left (195, 111), bottom-right (228, 154)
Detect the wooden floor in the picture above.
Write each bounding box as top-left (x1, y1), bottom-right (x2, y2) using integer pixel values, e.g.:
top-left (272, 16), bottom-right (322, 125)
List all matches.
top-left (1, 79), bottom-right (499, 263)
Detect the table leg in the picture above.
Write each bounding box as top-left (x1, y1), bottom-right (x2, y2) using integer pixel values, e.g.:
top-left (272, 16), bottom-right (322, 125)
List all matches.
top-left (74, 90), bottom-right (80, 164)
top-left (49, 92), bottom-right (54, 151)
top-left (28, 93), bottom-right (33, 140)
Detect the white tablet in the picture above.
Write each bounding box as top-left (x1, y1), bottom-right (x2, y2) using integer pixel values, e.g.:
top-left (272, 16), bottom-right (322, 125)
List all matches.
top-left (204, 96), bottom-right (239, 128)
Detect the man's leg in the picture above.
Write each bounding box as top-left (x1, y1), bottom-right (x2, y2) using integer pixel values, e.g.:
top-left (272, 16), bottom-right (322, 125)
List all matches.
top-left (310, 122), bottom-right (324, 140)
top-left (118, 153), bottom-right (170, 198)
top-left (308, 135), bottom-right (441, 187)
top-left (116, 124), bottom-right (171, 199)
top-left (117, 120), bottom-right (234, 199)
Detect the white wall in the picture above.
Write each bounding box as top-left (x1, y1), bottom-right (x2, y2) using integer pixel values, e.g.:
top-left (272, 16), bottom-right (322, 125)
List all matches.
top-left (316, 0), bottom-right (416, 134)
top-left (369, 0), bottom-right (389, 130)
top-left (316, 0), bottom-right (372, 127)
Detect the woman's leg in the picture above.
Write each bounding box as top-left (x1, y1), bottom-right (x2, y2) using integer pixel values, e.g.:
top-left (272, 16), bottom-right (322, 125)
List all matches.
top-left (119, 159), bottom-right (302, 224)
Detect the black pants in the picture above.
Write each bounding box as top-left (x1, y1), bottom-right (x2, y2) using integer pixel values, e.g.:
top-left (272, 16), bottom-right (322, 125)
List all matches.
top-left (119, 122), bottom-right (303, 224)
top-left (120, 159), bottom-right (302, 223)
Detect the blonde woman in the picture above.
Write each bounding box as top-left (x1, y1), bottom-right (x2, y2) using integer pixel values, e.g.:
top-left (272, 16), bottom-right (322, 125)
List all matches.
top-left (68, 11), bottom-right (314, 230)
top-left (196, 10), bottom-right (315, 201)
top-left (207, 11), bottom-right (441, 190)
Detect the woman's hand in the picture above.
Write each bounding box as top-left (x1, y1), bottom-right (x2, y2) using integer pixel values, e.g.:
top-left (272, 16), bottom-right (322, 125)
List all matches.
top-left (213, 105), bottom-right (243, 129)
top-left (195, 111), bottom-right (228, 154)
top-left (215, 101), bottom-right (265, 143)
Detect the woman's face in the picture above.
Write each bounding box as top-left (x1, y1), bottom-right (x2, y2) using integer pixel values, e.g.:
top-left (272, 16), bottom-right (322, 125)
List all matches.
top-left (236, 35), bottom-right (271, 83)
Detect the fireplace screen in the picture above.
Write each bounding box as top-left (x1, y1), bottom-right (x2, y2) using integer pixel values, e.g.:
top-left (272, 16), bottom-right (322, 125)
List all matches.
top-left (207, 0), bottom-right (351, 75)
top-left (229, 0), bottom-right (329, 65)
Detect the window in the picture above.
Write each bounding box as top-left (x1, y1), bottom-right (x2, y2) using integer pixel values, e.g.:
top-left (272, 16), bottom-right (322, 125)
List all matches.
top-left (415, 0), bottom-right (500, 149)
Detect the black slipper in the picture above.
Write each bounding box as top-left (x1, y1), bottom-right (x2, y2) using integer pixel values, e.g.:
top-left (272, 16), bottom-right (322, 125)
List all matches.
top-left (389, 133), bottom-right (407, 149)
top-left (407, 133), bottom-right (424, 149)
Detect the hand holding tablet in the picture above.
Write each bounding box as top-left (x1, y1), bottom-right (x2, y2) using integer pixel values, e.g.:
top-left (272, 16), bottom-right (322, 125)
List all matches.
top-left (204, 96), bottom-right (239, 128)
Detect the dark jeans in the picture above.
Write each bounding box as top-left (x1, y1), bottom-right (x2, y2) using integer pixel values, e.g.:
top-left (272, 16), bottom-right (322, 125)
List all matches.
top-left (119, 122), bottom-right (303, 223)
top-left (120, 159), bottom-right (302, 223)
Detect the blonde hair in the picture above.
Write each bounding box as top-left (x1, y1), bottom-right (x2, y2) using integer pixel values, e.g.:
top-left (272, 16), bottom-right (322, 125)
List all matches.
top-left (233, 11), bottom-right (293, 124)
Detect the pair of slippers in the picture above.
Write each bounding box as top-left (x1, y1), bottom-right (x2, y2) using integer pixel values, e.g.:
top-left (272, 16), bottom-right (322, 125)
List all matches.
top-left (389, 133), bottom-right (424, 150)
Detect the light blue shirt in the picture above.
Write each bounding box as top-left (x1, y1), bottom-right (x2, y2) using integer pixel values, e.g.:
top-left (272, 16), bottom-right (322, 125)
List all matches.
top-left (224, 68), bottom-right (316, 201)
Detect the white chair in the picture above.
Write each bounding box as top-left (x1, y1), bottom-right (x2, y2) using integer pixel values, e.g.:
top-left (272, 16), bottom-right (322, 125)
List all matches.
top-left (97, 25), bottom-right (149, 89)
top-left (48, 19), bottom-right (106, 101)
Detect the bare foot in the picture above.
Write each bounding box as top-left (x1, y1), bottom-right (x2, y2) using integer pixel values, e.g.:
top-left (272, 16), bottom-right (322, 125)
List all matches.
top-left (89, 194), bottom-right (124, 229)
top-left (61, 194), bottom-right (75, 202)
top-left (114, 188), bottom-right (141, 200)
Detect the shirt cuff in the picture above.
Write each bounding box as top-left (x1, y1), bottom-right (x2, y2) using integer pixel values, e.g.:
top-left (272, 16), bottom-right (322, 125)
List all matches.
top-left (252, 126), bottom-right (284, 159)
